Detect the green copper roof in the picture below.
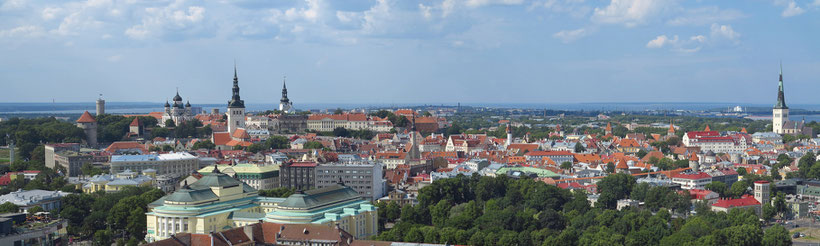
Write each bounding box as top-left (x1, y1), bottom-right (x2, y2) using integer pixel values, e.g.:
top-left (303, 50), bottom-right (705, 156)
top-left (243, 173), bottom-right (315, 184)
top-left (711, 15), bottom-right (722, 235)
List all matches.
top-left (165, 188), bottom-right (218, 203)
top-left (191, 172), bottom-right (244, 189)
top-left (278, 184), bottom-right (361, 210)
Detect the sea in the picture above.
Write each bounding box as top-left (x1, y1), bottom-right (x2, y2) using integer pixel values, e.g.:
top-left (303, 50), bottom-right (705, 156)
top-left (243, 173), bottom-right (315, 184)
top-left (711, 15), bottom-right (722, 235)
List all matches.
top-left (1, 102), bottom-right (820, 122)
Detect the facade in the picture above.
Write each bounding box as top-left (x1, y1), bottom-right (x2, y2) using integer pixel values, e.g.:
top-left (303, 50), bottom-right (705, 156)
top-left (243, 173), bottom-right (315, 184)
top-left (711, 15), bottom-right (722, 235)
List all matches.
top-left (264, 185), bottom-right (378, 239)
top-left (145, 166), bottom-right (377, 242)
top-left (145, 222), bottom-right (360, 246)
top-left (76, 111), bottom-right (97, 147)
top-left (272, 114), bottom-right (308, 134)
top-left (754, 180), bottom-right (770, 205)
top-left (44, 143), bottom-right (80, 172)
top-left (53, 151), bottom-right (93, 177)
top-left (670, 172), bottom-right (712, 190)
top-left (198, 164), bottom-right (280, 191)
top-left (279, 161), bottom-right (317, 191)
top-left (306, 113), bottom-right (393, 132)
top-left (227, 66), bottom-right (246, 134)
top-left (109, 152), bottom-right (199, 178)
top-left (161, 90), bottom-right (195, 127)
top-left (315, 161), bottom-right (385, 201)
top-left (524, 151), bottom-right (575, 164)
top-left (82, 169), bottom-right (154, 193)
top-left (711, 195), bottom-right (762, 215)
top-left (0, 189), bottom-right (71, 213)
top-left (279, 78), bottom-right (292, 113)
top-left (682, 131), bottom-right (752, 153)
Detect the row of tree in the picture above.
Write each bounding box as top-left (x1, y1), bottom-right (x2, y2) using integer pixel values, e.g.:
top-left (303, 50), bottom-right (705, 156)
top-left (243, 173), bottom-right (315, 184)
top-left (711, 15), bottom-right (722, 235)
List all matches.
top-left (58, 186), bottom-right (164, 245)
top-left (374, 174), bottom-right (791, 246)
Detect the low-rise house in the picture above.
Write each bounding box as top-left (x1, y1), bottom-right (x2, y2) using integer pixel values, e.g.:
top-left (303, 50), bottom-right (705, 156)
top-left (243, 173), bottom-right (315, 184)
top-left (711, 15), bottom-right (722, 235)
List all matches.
top-left (0, 189), bottom-right (72, 213)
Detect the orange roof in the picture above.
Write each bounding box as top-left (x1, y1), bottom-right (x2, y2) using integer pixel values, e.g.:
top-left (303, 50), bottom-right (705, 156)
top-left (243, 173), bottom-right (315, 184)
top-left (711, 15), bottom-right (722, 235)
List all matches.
top-left (394, 109), bottom-right (417, 116)
top-left (704, 125), bottom-right (711, 131)
top-left (232, 128), bottom-right (249, 139)
top-left (77, 111), bottom-right (96, 123)
top-left (605, 122), bottom-right (612, 132)
top-left (226, 139), bottom-right (252, 147)
top-left (129, 117), bottom-right (140, 127)
top-left (741, 127), bottom-right (747, 134)
top-left (507, 143), bottom-right (539, 152)
top-left (641, 151), bottom-right (665, 162)
top-left (615, 160), bottom-right (629, 169)
top-left (668, 122), bottom-right (675, 133)
top-left (308, 113), bottom-right (369, 121)
top-left (619, 138), bottom-right (640, 148)
top-left (574, 153), bottom-right (601, 163)
top-left (213, 132), bottom-right (232, 146)
top-left (104, 141), bottom-right (147, 153)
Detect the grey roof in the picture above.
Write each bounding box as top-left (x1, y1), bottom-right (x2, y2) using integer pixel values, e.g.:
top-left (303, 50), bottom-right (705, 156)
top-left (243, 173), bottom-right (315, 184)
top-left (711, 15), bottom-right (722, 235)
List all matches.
top-left (0, 189), bottom-right (72, 206)
top-left (278, 185), bottom-right (360, 209)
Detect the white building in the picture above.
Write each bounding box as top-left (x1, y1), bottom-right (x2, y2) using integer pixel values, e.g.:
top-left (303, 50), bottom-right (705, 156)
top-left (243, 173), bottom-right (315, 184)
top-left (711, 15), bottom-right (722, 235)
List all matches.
top-left (161, 91), bottom-right (196, 127)
top-left (0, 189), bottom-right (72, 213)
top-left (109, 152), bottom-right (199, 178)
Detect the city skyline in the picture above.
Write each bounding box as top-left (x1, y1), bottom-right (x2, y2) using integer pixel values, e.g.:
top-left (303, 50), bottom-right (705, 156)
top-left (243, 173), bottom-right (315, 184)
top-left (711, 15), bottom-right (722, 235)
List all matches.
top-left (1, 0), bottom-right (819, 104)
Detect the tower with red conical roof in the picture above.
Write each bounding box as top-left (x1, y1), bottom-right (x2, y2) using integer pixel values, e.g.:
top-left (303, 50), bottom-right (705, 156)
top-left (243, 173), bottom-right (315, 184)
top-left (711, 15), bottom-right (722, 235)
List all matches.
top-left (76, 111), bottom-right (97, 147)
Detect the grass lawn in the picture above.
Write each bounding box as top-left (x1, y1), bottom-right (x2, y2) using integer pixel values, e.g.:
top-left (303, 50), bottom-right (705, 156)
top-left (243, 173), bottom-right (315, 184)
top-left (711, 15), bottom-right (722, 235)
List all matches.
top-left (791, 227), bottom-right (820, 242)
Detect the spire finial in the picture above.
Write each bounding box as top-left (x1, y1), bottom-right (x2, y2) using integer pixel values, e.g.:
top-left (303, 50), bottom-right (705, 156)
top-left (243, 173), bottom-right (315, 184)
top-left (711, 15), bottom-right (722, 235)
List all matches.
top-left (283, 76), bottom-right (287, 89)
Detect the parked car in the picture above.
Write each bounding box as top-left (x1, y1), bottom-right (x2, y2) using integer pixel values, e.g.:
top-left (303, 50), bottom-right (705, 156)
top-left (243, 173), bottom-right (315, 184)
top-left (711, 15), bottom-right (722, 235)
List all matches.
top-left (793, 232), bottom-right (800, 238)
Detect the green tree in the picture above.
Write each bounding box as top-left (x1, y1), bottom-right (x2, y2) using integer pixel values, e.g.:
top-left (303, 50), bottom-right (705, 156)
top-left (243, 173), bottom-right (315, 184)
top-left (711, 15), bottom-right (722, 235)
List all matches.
top-left (150, 127), bottom-right (171, 138)
top-left (596, 173), bottom-right (637, 209)
top-left (265, 136), bottom-right (290, 149)
top-left (246, 143), bottom-right (266, 153)
top-left (574, 142), bottom-right (586, 153)
top-left (637, 149), bottom-right (648, 158)
top-left (762, 225), bottom-right (792, 246)
top-left (27, 205), bottom-right (44, 214)
top-left (93, 229), bottom-right (113, 246)
top-left (763, 203), bottom-right (776, 222)
top-left (705, 181), bottom-right (728, 197)
top-left (192, 140), bottom-right (215, 150)
top-left (560, 161), bottom-right (573, 170)
top-left (0, 202), bottom-right (19, 213)
top-left (164, 119), bottom-right (175, 127)
top-left (304, 141), bottom-right (324, 149)
top-left (333, 127), bottom-right (350, 137)
top-left (798, 152), bottom-right (816, 178)
top-left (386, 202), bottom-right (401, 222)
top-left (730, 181), bottom-right (748, 198)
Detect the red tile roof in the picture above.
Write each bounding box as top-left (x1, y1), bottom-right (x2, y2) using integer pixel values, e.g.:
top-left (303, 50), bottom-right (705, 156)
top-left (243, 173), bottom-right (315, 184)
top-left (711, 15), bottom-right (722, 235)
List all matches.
top-left (711, 196), bottom-right (760, 208)
top-left (129, 117), bottom-right (140, 127)
top-left (77, 111), bottom-right (96, 123)
top-left (232, 128), bottom-right (249, 139)
top-left (671, 172), bottom-right (712, 180)
top-left (213, 132), bottom-right (231, 146)
top-left (104, 141), bottom-right (148, 153)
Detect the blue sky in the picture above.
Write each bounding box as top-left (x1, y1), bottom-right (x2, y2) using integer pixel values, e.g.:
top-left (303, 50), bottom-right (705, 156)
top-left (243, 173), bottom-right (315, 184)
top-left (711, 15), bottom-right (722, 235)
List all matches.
top-left (0, 0), bottom-right (818, 105)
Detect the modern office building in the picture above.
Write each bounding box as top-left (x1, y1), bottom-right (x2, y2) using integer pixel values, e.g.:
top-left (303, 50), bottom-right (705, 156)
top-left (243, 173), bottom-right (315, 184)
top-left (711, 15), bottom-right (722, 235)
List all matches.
top-left (315, 161), bottom-right (385, 201)
top-left (279, 161), bottom-right (317, 191)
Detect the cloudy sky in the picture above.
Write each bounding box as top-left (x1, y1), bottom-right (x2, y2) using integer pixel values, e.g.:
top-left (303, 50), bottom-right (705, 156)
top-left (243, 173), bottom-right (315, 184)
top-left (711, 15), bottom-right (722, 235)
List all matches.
top-left (1, 0), bottom-right (818, 105)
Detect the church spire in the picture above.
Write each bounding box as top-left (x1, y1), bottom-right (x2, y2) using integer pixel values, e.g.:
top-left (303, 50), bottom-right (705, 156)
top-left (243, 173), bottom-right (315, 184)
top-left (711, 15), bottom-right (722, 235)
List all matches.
top-left (775, 61), bottom-right (787, 109)
top-left (281, 76), bottom-right (289, 103)
top-left (228, 64), bottom-right (245, 108)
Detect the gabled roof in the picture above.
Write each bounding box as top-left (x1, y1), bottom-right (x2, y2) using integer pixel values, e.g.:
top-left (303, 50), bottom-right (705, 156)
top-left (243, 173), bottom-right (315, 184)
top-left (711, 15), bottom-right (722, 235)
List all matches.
top-left (77, 111), bottom-right (96, 123)
top-left (712, 195), bottom-right (760, 208)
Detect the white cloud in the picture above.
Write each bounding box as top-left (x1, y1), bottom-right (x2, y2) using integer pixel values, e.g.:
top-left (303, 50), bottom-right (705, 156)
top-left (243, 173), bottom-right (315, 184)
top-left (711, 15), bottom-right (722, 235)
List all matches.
top-left (0, 0), bottom-right (26, 11)
top-left (125, 4), bottom-right (209, 40)
top-left (42, 7), bottom-right (62, 20)
top-left (419, 3), bottom-right (433, 19)
top-left (591, 0), bottom-right (675, 27)
top-left (646, 35), bottom-right (675, 48)
top-left (647, 23), bottom-right (739, 52)
top-left (465, 0), bottom-right (525, 8)
top-left (529, 0), bottom-right (592, 19)
top-left (106, 54), bottom-right (122, 62)
top-left (553, 28), bottom-right (588, 43)
top-left (781, 0), bottom-right (804, 17)
top-left (0, 25), bottom-right (45, 38)
top-left (710, 23), bottom-right (739, 43)
top-left (667, 6), bottom-right (745, 26)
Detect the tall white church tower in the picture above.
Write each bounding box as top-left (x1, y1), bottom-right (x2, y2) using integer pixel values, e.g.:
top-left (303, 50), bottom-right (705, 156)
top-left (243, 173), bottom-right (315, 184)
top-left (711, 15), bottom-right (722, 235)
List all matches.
top-left (227, 65), bottom-right (246, 133)
top-left (279, 77), bottom-right (292, 113)
top-left (773, 63), bottom-right (788, 134)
